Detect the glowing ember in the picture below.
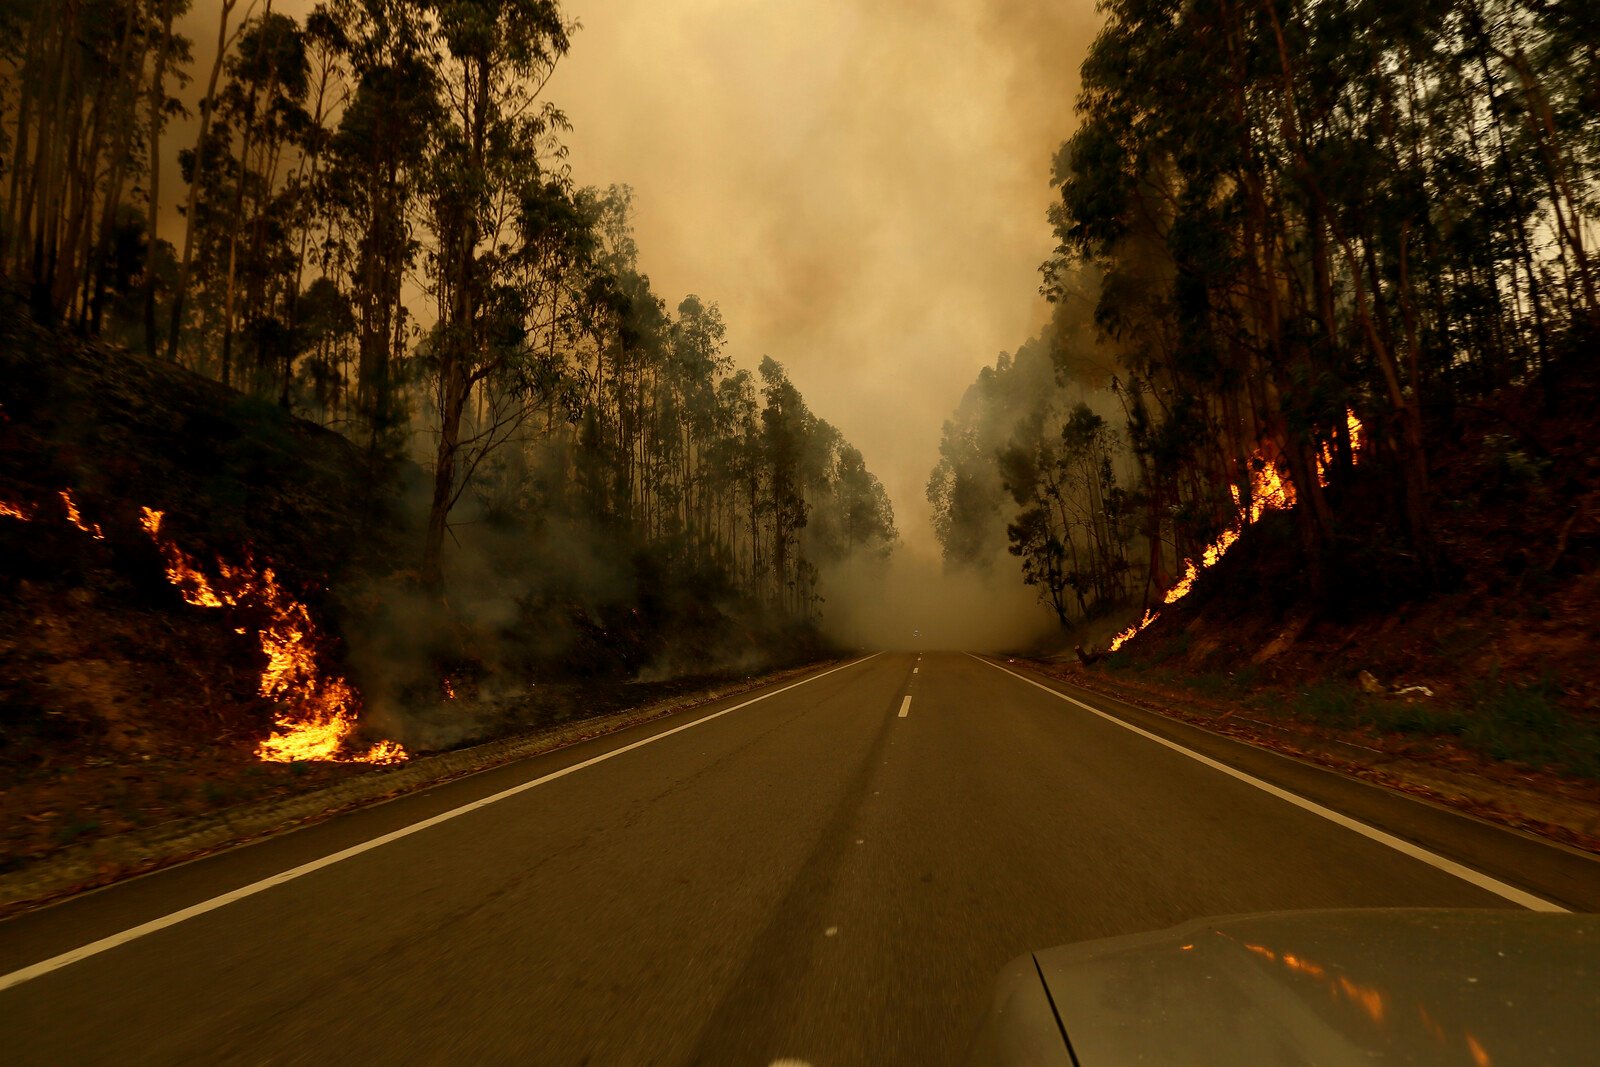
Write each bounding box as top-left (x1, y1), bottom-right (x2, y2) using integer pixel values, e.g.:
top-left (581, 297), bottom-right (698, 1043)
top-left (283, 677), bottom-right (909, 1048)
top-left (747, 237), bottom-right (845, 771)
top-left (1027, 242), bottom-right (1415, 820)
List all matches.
top-left (139, 507), bottom-right (405, 765)
top-left (1317, 410), bottom-right (1365, 487)
top-left (60, 489), bottom-right (105, 539)
top-left (1, 498), bottom-right (33, 521)
top-left (442, 678), bottom-right (456, 700)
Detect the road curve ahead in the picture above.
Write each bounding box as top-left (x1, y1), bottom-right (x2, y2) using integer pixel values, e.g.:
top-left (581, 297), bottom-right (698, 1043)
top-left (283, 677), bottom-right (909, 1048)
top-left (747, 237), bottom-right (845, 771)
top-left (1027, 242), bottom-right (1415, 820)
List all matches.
top-left (3, 652), bottom-right (1595, 1065)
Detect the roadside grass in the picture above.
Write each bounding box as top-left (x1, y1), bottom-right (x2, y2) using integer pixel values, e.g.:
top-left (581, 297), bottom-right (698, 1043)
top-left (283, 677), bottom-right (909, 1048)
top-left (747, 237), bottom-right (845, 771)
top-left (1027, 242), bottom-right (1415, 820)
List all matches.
top-left (1091, 658), bottom-right (1598, 780)
top-left (1187, 668), bottom-right (1263, 700)
top-left (1289, 673), bottom-right (1600, 780)
top-left (1149, 631), bottom-right (1192, 666)
top-left (52, 813), bottom-right (101, 847)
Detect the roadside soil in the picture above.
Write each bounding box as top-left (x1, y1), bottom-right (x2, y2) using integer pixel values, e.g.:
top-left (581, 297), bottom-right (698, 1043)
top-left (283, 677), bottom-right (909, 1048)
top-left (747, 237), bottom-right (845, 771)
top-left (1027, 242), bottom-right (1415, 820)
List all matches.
top-left (1032, 658), bottom-right (1600, 856)
top-left (0, 660), bottom-right (833, 915)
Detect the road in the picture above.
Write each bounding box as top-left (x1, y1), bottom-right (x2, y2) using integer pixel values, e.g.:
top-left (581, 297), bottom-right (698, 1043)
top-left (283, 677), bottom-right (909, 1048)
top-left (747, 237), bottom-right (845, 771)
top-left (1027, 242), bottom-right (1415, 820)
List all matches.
top-left (3, 652), bottom-right (1597, 1065)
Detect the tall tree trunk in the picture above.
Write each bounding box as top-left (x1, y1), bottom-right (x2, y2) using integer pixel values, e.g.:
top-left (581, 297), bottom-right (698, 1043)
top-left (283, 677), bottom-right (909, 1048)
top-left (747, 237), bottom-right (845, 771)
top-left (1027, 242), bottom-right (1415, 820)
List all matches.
top-left (142, 0), bottom-right (177, 356)
top-left (167, 0), bottom-right (248, 362)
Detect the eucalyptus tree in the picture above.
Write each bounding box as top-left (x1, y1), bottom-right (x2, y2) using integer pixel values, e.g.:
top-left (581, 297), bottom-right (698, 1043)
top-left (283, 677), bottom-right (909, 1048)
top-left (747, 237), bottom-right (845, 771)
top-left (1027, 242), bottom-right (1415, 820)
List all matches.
top-left (417, 0), bottom-right (575, 590)
top-left (139, 0), bottom-right (193, 356)
top-left (167, 0), bottom-right (256, 361)
top-left (1033, 0), bottom-right (1595, 611)
top-left (206, 10), bottom-right (311, 390)
top-left (321, 0), bottom-right (440, 451)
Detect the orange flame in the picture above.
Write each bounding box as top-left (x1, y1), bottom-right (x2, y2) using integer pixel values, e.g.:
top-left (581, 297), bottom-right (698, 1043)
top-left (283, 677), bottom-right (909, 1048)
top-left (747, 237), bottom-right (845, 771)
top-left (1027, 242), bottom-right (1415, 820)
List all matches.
top-left (1110, 422), bottom-right (1356, 655)
top-left (1236, 933), bottom-right (1496, 1055)
top-left (60, 490), bottom-right (105, 540)
top-left (1240, 937), bottom-right (1388, 1028)
top-left (442, 678), bottom-right (456, 700)
top-left (1317, 410), bottom-right (1365, 488)
top-left (140, 507), bottom-right (405, 765)
top-left (1108, 607), bottom-right (1160, 653)
top-left (1, 498), bottom-right (32, 521)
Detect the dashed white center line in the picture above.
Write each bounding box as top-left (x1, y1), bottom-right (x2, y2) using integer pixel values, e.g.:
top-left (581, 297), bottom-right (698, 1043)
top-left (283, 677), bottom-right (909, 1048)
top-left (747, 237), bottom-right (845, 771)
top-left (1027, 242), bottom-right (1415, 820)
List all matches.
top-left (913, 667), bottom-right (919, 674)
top-left (898, 696), bottom-right (912, 718)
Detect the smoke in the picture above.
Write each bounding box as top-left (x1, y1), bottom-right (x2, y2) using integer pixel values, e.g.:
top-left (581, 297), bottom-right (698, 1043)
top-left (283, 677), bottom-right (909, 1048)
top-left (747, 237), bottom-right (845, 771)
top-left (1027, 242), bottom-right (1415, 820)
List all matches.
top-left (168, 0), bottom-right (1112, 694)
top-left (338, 446), bottom-right (832, 750)
top-left (819, 547), bottom-right (1059, 654)
top-left (546, 0), bottom-right (1102, 556)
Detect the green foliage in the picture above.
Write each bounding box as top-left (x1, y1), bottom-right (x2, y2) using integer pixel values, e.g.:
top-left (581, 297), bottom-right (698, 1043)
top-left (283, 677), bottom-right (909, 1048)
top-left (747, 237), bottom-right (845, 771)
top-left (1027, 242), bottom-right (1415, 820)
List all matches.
top-left (0, 0), bottom-right (895, 628)
top-left (1290, 672), bottom-right (1599, 779)
top-left (1293, 682), bottom-right (1368, 729)
top-left (1479, 434), bottom-right (1551, 498)
top-left (1035, 0), bottom-right (1599, 603)
top-left (52, 813), bottom-right (103, 847)
top-left (932, 324), bottom-right (1136, 629)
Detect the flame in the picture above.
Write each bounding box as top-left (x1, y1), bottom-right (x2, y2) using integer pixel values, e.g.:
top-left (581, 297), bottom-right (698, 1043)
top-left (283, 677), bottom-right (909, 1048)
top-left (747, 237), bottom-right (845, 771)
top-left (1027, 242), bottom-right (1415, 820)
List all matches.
top-left (1317, 410), bottom-right (1365, 488)
top-left (1109, 422), bottom-right (1358, 655)
top-left (1, 498), bottom-right (32, 521)
top-left (140, 507), bottom-right (405, 765)
top-left (1236, 933), bottom-right (1492, 1057)
top-left (60, 490), bottom-right (104, 539)
top-left (1108, 607), bottom-right (1160, 653)
top-left (1280, 952), bottom-right (1327, 980)
top-left (443, 678), bottom-right (456, 700)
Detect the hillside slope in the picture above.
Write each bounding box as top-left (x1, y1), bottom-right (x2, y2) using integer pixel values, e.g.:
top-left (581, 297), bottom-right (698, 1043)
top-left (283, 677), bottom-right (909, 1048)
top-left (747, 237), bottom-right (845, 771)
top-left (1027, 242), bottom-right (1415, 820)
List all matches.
top-left (0, 314), bottom-right (828, 872)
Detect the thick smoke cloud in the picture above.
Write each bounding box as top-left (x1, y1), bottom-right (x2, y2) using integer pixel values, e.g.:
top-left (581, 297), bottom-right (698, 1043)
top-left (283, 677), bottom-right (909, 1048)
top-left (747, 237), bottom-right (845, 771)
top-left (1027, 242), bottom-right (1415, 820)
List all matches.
top-left (177, 0), bottom-right (1105, 651)
top-left (820, 550), bottom-right (1059, 653)
top-left (177, 3), bottom-right (1100, 556)
top-left (546, 0), bottom-right (1100, 555)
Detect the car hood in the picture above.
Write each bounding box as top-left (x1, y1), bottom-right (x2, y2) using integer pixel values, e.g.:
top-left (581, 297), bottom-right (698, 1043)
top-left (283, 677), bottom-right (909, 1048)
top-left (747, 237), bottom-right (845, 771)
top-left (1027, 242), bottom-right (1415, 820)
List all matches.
top-left (1031, 909), bottom-right (1600, 1066)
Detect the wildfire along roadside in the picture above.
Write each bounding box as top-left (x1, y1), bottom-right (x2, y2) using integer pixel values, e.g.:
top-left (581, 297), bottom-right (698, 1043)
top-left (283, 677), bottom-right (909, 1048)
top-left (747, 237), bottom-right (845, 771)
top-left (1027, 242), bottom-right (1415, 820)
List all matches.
top-left (1107, 412), bottom-right (1364, 654)
top-left (2, 486), bottom-right (405, 765)
top-left (0, 660), bottom-right (832, 916)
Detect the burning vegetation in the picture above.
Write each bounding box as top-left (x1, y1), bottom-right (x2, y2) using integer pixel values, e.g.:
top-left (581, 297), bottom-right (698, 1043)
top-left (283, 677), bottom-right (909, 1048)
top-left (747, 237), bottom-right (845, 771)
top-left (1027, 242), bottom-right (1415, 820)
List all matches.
top-left (1, 488), bottom-right (404, 765)
top-left (1106, 413), bottom-right (1364, 654)
top-left (136, 508), bottom-right (405, 765)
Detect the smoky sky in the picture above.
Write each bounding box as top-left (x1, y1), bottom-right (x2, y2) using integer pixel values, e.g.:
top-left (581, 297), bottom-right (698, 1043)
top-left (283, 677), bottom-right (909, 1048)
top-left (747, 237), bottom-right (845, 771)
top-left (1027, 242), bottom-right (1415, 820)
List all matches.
top-left (178, 0), bottom-right (1101, 559)
top-left (551, 0), bottom-right (1098, 558)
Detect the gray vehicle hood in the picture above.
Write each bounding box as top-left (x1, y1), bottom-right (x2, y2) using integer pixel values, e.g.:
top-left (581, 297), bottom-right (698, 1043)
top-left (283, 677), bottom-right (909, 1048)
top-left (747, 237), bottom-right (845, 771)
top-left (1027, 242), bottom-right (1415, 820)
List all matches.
top-left (1028, 909), bottom-right (1600, 1065)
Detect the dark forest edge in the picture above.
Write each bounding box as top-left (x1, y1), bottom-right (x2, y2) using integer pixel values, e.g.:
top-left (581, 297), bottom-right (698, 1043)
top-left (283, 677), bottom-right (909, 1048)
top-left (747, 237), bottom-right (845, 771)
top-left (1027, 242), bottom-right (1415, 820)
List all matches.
top-left (0, 0), bottom-right (896, 607)
top-left (929, 0), bottom-right (1600, 782)
top-left (0, 0), bottom-right (896, 865)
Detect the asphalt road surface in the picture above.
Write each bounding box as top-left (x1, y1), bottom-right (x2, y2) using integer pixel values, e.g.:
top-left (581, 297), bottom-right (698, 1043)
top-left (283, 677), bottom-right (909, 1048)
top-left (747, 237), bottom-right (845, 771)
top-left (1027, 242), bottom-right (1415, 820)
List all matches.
top-left (4, 653), bottom-right (1597, 1065)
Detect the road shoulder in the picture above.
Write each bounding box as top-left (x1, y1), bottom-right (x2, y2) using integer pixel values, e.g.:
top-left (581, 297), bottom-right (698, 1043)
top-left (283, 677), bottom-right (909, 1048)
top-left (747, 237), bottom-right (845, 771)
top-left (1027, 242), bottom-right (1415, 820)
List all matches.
top-left (987, 656), bottom-right (1600, 912)
top-left (0, 660), bottom-right (839, 917)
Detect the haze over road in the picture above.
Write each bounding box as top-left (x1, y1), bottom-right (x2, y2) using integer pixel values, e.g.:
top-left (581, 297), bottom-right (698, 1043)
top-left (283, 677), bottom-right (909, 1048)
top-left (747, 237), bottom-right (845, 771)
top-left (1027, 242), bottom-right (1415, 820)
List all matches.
top-left (4, 654), bottom-right (1595, 1065)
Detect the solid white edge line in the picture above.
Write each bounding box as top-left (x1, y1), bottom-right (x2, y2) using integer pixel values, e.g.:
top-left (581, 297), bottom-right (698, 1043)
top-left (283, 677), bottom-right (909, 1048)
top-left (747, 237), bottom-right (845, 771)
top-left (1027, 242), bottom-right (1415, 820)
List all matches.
top-left (898, 696), bottom-right (912, 718)
top-left (972, 655), bottom-right (1567, 913)
top-left (0, 654), bottom-right (883, 993)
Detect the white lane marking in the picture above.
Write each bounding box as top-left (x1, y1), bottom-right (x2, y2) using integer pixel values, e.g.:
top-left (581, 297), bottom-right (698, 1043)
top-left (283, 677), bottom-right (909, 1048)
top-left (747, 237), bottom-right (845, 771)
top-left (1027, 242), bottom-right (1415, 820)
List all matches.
top-left (824, 926), bottom-right (839, 937)
top-left (0, 655), bottom-right (883, 994)
top-left (898, 696), bottom-right (912, 718)
top-left (972, 656), bottom-right (1567, 913)
top-left (913, 667), bottom-right (919, 674)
